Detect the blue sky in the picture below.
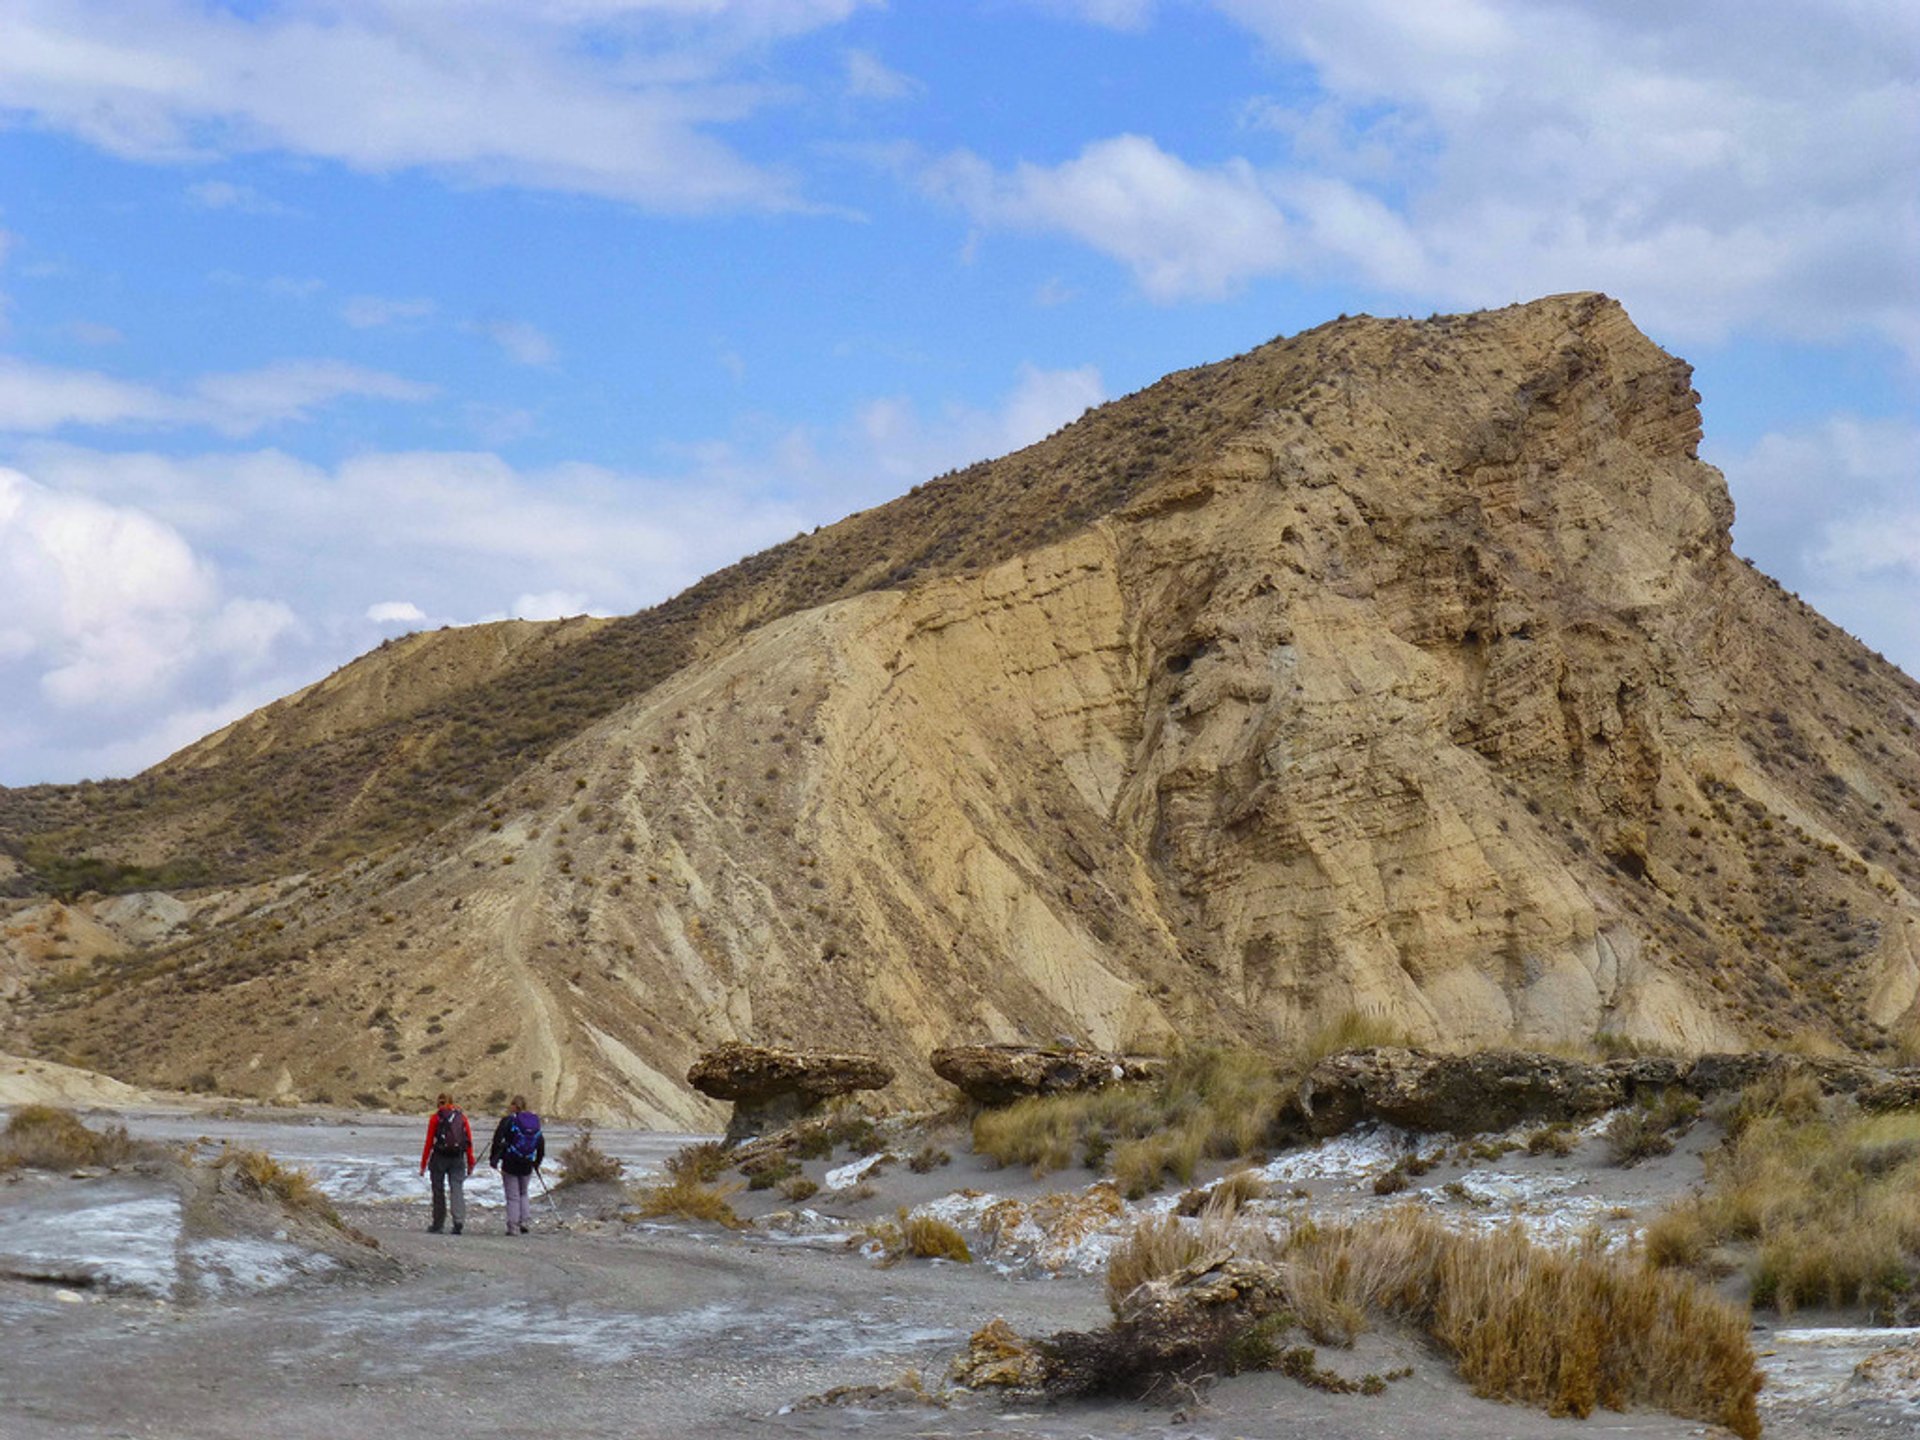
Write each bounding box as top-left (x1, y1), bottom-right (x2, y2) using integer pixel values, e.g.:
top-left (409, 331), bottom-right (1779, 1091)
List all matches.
top-left (0, 0), bottom-right (1915, 784)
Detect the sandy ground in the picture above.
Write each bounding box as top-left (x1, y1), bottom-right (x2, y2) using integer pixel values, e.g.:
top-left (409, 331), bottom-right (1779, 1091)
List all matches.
top-left (3, 1105), bottom-right (1916, 1439)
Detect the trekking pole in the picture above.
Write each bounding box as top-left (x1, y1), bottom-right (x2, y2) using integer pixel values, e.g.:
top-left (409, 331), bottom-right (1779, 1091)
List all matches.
top-left (535, 1166), bottom-right (560, 1216)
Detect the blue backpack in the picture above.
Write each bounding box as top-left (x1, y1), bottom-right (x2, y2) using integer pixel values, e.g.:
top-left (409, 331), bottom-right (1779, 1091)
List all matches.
top-left (504, 1111), bottom-right (542, 1164)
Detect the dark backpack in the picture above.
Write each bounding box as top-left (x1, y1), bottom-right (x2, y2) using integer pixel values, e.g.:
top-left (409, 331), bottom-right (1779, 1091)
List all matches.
top-left (503, 1111), bottom-right (542, 1164)
top-left (432, 1108), bottom-right (469, 1156)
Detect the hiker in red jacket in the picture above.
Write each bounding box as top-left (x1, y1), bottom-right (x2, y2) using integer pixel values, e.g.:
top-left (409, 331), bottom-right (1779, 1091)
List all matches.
top-left (420, 1092), bottom-right (475, 1234)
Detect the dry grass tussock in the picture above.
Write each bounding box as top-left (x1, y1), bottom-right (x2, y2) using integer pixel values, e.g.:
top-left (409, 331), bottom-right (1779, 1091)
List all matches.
top-left (862, 1209), bottom-right (973, 1266)
top-left (1103, 1208), bottom-right (1759, 1439)
top-left (972, 1047), bottom-right (1293, 1197)
top-left (1293, 1010), bottom-right (1414, 1067)
top-left (212, 1145), bottom-right (345, 1227)
top-left (0, 1104), bottom-right (147, 1171)
top-left (1645, 1074), bottom-right (1920, 1316)
top-left (630, 1173), bottom-right (745, 1228)
top-left (554, 1125), bottom-right (625, 1189)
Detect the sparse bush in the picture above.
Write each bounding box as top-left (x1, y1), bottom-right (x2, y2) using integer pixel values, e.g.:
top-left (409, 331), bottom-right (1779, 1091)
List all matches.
top-left (1296, 1010), bottom-right (1414, 1066)
top-left (631, 1174), bottom-right (744, 1227)
top-left (214, 1146), bottom-right (343, 1227)
top-left (1095, 1209), bottom-right (1759, 1437)
top-left (973, 1047), bottom-right (1292, 1197)
top-left (1606, 1090), bottom-right (1700, 1167)
top-left (907, 1144), bottom-right (951, 1174)
top-left (779, 1174), bottom-right (819, 1203)
top-left (0, 1105), bottom-right (144, 1171)
top-left (1647, 1088), bottom-right (1920, 1317)
top-left (664, 1140), bottom-right (729, 1184)
top-left (1527, 1123), bottom-right (1578, 1157)
top-left (901, 1210), bottom-right (972, 1263)
top-left (554, 1125), bottom-right (625, 1188)
top-left (745, 1156), bottom-right (800, 1191)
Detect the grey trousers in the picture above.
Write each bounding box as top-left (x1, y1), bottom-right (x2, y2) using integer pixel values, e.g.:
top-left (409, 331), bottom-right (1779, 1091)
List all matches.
top-left (502, 1170), bottom-right (531, 1230)
top-left (429, 1154), bottom-right (468, 1229)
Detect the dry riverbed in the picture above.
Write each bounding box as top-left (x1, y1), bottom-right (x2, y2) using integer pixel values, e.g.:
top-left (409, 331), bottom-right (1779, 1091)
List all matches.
top-left (2, 1102), bottom-right (1916, 1439)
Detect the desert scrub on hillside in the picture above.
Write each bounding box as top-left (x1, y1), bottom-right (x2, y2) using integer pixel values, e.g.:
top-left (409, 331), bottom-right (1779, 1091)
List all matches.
top-left (0, 1104), bottom-right (150, 1171)
top-left (973, 1047), bottom-right (1292, 1198)
top-left (554, 1125), bottom-right (625, 1188)
top-left (1643, 1075), bottom-right (1920, 1317)
top-left (1089, 1208), bottom-right (1758, 1438)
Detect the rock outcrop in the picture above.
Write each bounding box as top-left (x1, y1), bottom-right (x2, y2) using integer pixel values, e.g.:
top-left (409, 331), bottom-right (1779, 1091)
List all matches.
top-left (1297, 1045), bottom-right (1920, 1136)
top-left (7, 293), bottom-right (1919, 1122)
top-left (930, 1044), bottom-right (1165, 1107)
top-left (687, 1043), bottom-right (894, 1143)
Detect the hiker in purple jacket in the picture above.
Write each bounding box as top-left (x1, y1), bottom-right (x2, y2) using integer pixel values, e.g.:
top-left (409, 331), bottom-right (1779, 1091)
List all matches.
top-left (487, 1096), bottom-right (545, 1235)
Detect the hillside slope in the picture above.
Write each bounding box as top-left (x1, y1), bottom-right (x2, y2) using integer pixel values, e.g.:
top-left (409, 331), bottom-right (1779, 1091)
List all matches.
top-left (6, 294), bottom-right (1919, 1123)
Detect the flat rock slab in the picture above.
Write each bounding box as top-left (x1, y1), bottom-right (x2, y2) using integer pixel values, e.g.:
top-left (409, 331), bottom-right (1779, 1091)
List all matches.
top-left (930, 1045), bottom-right (1165, 1108)
top-left (688, 1043), bottom-right (894, 1144)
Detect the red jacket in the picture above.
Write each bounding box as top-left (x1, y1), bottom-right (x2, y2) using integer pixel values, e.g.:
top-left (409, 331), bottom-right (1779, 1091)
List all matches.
top-left (421, 1106), bottom-right (475, 1170)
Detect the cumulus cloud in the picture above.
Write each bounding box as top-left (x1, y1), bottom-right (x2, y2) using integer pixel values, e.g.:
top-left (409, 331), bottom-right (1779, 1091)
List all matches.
top-left (927, 136), bottom-right (1293, 301)
top-left (366, 600), bottom-right (427, 625)
top-left (956, 1), bottom-right (1919, 352)
top-left (3, 358), bottom-right (1108, 780)
top-left (0, 467), bottom-right (296, 767)
top-left (0, 354), bottom-right (435, 435)
top-left (1716, 415), bottom-right (1920, 677)
top-left (0, 0), bottom-right (875, 213)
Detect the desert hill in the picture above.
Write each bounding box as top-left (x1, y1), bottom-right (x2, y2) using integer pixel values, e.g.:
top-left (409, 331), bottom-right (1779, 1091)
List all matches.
top-left (4, 293), bottom-right (1919, 1125)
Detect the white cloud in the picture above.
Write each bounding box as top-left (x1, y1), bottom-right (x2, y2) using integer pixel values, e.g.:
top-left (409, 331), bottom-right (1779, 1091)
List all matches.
top-left (190, 359), bottom-right (438, 434)
top-left (508, 590), bottom-right (592, 621)
top-left (342, 294), bottom-right (436, 329)
top-left (0, 466), bottom-right (293, 730)
top-left (1, 357), bottom-right (1105, 781)
top-left (960, 2), bottom-right (1920, 352)
top-left (470, 319), bottom-right (558, 366)
top-left (843, 49), bottom-right (918, 101)
top-left (366, 600), bottom-right (427, 625)
top-left (0, 354), bottom-right (436, 435)
top-left (185, 178), bottom-right (292, 214)
top-left (926, 136), bottom-right (1292, 301)
top-left (0, 0), bottom-right (877, 213)
top-left (1716, 414), bottom-right (1920, 678)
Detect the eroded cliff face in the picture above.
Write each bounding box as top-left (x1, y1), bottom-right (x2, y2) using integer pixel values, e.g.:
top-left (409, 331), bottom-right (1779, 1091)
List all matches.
top-left (13, 295), bottom-right (1920, 1122)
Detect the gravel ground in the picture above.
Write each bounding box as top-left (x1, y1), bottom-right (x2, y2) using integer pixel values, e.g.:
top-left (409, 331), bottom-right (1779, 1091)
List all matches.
top-left (2, 1105), bottom-right (1915, 1439)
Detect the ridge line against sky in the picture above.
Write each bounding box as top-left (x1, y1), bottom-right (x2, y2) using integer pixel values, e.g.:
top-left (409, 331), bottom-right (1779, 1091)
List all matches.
top-left (0, 0), bottom-right (1915, 784)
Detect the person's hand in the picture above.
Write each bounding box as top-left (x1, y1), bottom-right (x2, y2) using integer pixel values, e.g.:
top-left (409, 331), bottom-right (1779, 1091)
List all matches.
top-left (467, 1165), bottom-right (475, 1177)
top-left (418, 1165), bottom-right (425, 1176)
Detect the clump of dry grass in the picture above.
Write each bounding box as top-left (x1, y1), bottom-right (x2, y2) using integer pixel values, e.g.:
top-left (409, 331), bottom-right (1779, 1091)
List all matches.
top-left (213, 1145), bottom-right (344, 1227)
top-left (973, 1047), bottom-right (1294, 1197)
top-left (1295, 1010), bottom-right (1414, 1067)
top-left (863, 1208), bottom-right (974, 1265)
top-left (1604, 1089), bottom-right (1700, 1166)
top-left (1646, 1079), bottom-right (1920, 1317)
top-left (0, 1104), bottom-right (144, 1171)
top-left (553, 1125), bottom-right (625, 1189)
top-left (664, 1140), bottom-right (729, 1184)
top-left (630, 1174), bottom-right (745, 1227)
top-left (1099, 1208), bottom-right (1759, 1438)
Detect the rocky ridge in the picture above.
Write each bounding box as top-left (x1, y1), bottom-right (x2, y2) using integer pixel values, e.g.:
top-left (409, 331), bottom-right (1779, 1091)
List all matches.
top-left (4, 294), bottom-right (1919, 1123)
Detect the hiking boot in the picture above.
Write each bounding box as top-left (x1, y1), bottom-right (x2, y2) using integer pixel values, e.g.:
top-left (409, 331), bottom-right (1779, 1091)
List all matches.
top-left (451, 1222), bottom-right (463, 1235)
top-left (428, 1224), bottom-right (443, 1234)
